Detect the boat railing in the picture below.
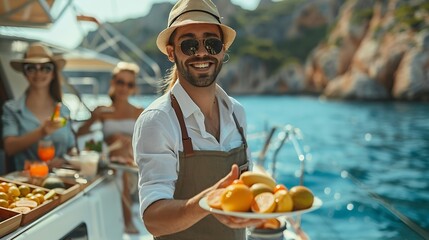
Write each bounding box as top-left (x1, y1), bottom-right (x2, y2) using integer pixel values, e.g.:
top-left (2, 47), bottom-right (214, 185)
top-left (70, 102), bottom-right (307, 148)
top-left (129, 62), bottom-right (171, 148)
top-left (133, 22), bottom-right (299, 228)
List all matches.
top-left (67, 77), bottom-right (99, 96)
top-left (252, 124), bottom-right (311, 239)
top-left (75, 14), bottom-right (162, 89)
top-left (255, 124), bottom-right (307, 186)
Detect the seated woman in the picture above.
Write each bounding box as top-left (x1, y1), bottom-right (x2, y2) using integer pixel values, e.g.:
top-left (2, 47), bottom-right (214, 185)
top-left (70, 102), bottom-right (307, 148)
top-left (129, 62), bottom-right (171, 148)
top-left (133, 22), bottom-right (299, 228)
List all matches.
top-left (77, 61), bottom-right (143, 234)
top-left (2, 42), bottom-right (75, 172)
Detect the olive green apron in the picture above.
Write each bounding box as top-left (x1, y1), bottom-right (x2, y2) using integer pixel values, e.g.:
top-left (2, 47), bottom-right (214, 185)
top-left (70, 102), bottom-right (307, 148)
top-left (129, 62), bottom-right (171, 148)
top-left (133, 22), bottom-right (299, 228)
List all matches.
top-left (155, 94), bottom-right (249, 240)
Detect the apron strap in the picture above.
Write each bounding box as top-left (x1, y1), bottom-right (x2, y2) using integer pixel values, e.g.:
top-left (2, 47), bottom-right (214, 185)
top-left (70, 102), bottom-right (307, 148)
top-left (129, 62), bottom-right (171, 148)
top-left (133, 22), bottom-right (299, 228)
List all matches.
top-left (232, 112), bottom-right (248, 149)
top-left (232, 111), bottom-right (248, 167)
top-left (170, 93), bottom-right (194, 157)
top-left (171, 93), bottom-right (248, 159)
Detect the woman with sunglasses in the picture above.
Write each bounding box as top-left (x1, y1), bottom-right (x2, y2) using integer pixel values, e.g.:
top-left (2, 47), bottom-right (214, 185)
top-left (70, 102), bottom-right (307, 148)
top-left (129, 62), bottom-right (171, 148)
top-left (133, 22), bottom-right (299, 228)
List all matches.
top-left (2, 42), bottom-right (75, 172)
top-left (77, 61), bottom-right (143, 234)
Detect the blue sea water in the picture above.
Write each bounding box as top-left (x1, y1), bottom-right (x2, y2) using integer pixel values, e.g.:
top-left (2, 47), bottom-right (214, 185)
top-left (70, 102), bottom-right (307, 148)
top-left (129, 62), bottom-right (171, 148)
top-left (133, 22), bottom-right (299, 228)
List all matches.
top-left (236, 95), bottom-right (429, 240)
top-left (70, 94), bottom-right (429, 240)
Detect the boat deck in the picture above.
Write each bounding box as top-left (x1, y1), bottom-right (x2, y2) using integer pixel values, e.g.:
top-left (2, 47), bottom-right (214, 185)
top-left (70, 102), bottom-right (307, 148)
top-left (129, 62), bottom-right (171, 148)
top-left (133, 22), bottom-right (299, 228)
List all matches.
top-left (123, 203), bottom-right (152, 240)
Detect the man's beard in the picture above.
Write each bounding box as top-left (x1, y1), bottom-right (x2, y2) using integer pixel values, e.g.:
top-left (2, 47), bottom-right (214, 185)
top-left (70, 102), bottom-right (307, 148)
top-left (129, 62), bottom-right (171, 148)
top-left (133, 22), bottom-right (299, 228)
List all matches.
top-left (175, 54), bottom-right (223, 88)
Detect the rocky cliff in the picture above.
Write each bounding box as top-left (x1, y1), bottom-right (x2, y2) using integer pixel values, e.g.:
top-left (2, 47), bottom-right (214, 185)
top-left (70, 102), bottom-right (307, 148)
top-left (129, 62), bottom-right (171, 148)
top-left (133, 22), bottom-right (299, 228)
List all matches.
top-left (84, 0), bottom-right (429, 101)
top-left (306, 0), bottom-right (429, 101)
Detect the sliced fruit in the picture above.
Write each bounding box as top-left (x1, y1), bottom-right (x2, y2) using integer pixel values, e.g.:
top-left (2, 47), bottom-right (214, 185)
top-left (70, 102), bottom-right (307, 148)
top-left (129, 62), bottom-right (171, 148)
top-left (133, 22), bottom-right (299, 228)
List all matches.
top-left (32, 188), bottom-right (46, 195)
top-left (12, 206), bottom-right (31, 214)
top-left (15, 199), bottom-right (38, 208)
top-left (274, 184), bottom-right (288, 193)
top-left (274, 190), bottom-right (293, 212)
top-left (206, 188), bottom-right (225, 210)
top-left (250, 183), bottom-right (273, 197)
top-left (251, 192), bottom-right (276, 213)
top-left (28, 195), bottom-right (41, 205)
top-left (44, 189), bottom-right (57, 201)
top-left (239, 171), bottom-right (276, 189)
top-left (34, 193), bottom-right (45, 204)
top-left (221, 184), bottom-right (253, 212)
top-left (53, 188), bottom-right (66, 194)
top-left (289, 186), bottom-right (314, 210)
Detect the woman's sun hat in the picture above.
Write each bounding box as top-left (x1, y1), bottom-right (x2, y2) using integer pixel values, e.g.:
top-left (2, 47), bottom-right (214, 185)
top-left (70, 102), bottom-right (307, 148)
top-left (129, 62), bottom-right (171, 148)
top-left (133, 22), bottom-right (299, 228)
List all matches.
top-left (10, 42), bottom-right (66, 73)
top-left (156, 0), bottom-right (236, 55)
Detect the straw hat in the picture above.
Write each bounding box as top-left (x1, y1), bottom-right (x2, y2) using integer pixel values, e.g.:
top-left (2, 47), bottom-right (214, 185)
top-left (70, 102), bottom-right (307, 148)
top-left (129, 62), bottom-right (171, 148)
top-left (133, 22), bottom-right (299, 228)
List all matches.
top-left (10, 42), bottom-right (66, 73)
top-left (156, 0), bottom-right (236, 55)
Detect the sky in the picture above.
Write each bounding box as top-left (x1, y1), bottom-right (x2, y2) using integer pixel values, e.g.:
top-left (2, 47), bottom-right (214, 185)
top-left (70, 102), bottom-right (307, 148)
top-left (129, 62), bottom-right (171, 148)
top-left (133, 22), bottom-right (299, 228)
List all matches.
top-left (0, 0), bottom-right (260, 49)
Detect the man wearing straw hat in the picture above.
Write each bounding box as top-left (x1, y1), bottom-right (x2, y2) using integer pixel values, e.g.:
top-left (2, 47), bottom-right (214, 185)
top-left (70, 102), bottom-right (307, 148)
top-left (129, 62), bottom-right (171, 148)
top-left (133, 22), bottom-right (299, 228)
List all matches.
top-left (133, 0), bottom-right (264, 239)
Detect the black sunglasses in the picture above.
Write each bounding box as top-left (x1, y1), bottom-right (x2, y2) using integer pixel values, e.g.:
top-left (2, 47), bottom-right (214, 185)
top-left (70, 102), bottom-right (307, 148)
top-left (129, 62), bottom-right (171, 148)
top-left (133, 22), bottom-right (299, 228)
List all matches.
top-left (23, 63), bottom-right (55, 74)
top-left (115, 79), bottom-right (135, 88)
top-left (179, 38), bottom-right (223, 56)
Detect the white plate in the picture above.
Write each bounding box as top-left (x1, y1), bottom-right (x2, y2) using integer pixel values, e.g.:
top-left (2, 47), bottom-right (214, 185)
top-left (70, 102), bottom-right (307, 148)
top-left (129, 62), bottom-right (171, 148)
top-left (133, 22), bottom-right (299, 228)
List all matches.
top-left (199, 196), bottom-right (322, 219)
top-left (63, 154), bottom-right (81, 169)
top-left (53, 168), bottom-right (78, 177)
top-left (3, 172), bottom-right (29, 183)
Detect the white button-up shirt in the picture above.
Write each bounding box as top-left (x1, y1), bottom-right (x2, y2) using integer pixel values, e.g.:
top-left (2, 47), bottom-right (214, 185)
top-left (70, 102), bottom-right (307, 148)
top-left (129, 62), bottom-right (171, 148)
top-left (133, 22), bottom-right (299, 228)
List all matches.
top-left (132, 81), bottom-right (251, 216)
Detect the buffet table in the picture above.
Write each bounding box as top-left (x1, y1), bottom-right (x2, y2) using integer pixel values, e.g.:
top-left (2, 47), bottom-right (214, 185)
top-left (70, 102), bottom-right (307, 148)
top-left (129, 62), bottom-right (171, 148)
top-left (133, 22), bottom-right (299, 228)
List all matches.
top-left (1, 169), bottom-right (124, 240)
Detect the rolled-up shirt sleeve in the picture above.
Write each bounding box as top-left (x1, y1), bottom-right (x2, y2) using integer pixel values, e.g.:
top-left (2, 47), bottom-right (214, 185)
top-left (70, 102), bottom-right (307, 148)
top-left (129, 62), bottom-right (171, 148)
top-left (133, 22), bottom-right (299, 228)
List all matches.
top-left (133, 108), bottom-right (180, 217)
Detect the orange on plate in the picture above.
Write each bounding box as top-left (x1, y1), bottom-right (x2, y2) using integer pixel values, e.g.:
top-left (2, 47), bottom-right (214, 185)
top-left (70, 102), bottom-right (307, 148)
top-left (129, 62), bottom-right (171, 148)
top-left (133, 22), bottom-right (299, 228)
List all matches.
top-left (251, 192), bottom-right (276, 213)
top-left (289, 186), bottom-right (314, 210)
top-left (221, 184), bottom-right (253, 212)
top-left (273, 184), bottom-right (288, 193)
top-left (206, 188), bottom-right (225, 210)
top-left (250, 183), bottom-right (273, 197)
top-left (274, 189), bottom-right (293, 212)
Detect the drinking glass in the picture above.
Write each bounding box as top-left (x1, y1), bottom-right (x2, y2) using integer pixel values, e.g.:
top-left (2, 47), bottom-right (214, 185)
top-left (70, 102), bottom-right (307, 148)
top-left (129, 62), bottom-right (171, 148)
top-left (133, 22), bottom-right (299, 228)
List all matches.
top-left (38, 140), bottom-right (55, 162)
top-left (29, 162), bottom-right (49, 178)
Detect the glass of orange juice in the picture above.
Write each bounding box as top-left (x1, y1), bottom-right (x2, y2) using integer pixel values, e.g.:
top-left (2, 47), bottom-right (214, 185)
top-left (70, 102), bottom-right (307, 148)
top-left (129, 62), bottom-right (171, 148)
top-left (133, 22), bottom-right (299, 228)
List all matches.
top-left (29, 162), bottom-right (49, 178)
top-left (38, 140), bottom-right (55, 162)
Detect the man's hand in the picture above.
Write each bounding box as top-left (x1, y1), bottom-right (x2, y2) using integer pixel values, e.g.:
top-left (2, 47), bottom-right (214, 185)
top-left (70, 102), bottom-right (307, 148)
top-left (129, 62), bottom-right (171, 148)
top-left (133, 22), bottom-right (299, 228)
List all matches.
top-left (213, 214), bottom-right (265, 229)
top-left (215, 164), bottom-right (240, 189)
top-left (208, 164), bottom-right (266, 228)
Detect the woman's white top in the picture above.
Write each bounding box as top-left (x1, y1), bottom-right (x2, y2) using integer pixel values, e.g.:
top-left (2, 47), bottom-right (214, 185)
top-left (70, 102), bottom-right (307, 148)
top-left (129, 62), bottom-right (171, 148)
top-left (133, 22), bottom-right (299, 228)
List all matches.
top-left (102, 119), bottom-right (135, 138)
